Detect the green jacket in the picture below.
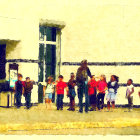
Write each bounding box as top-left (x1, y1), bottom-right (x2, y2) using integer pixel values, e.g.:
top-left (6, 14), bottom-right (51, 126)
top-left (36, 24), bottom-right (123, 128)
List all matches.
top-left (76, 66), bottom-right (92, 84)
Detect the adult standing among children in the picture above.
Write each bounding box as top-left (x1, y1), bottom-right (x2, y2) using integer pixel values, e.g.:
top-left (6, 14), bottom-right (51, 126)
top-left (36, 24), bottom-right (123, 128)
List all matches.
top-left (76, 60), bottom-right (92, 113)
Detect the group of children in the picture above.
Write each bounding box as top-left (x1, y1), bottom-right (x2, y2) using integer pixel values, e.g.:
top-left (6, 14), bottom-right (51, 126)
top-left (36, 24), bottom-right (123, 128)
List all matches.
top-left (14, 74), bottom-right (33, 109)
top-left (43, 73), bottom-right (136, 112)
top-left (13, 69), bottom-right (138, 112)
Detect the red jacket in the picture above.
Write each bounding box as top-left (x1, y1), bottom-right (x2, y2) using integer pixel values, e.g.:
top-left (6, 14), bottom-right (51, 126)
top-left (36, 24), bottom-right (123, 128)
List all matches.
top-left (56, 81), bottom-right (67, 94)
top-left (97, 80), bottom-right (107, 94)
top-left (88, 80), bottom-right (97, 95)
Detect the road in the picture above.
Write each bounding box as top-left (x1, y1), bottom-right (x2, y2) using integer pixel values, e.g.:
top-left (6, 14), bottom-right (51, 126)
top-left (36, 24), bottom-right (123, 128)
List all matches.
top-left (0, 104), bottom-right (140, 135)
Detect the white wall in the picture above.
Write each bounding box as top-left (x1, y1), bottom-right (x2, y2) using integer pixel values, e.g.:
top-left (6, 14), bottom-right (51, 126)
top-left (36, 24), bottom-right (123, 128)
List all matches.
top-left (0, 0), bottom-right (140, 104)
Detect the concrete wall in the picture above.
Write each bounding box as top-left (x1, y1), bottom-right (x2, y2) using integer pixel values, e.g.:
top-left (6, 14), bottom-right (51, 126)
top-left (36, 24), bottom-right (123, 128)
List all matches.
top-left (0, 0), bottom-right (140, 104)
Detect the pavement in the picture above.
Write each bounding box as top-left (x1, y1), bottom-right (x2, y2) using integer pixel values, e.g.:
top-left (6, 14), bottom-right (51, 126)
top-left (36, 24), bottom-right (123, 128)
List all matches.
top-left (0, 104), bottom-right (140, 135)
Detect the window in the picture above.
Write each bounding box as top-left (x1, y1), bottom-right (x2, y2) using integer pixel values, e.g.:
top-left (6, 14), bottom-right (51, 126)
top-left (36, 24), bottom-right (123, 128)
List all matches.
top-left (38, 26), bottom-right (59, 103)
top-left (38, 26), bottom-right (57, 82)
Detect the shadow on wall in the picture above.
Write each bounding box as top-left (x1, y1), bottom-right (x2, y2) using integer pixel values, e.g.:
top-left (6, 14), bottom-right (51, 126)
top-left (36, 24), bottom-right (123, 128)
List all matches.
top-left (6, 40), bottom-right (20, 57)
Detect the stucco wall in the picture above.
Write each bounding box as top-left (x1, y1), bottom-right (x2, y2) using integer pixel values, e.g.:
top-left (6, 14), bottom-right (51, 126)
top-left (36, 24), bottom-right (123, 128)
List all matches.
top-left (0, 0), bottom-right (140, 104)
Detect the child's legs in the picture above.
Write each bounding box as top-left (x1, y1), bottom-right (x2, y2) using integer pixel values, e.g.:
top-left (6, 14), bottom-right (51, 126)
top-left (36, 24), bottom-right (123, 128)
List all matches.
top-left (93, 94), bottom-right (97, 108)
top-left (48, 93), bottom-right (52, 109)
top-left (56, 95), bottom-right (60, 109)
top-left (130, 97), bottom-right (133, 109)
top-left (100, 94), bottom-right (105, 109)
top-left (72, 98), bottom-right (75, 109)
top-left (60, 94), bottom-right (64, 109)
top-left (128, 97), bottom-right (131, 108)
top-left (89, 95), bottom-right (93, 106)
top-left (16, 93), bottom-right (22, 108)
top-left (48, 99), bottom-right (52, 109)
top-left (97, 94), bottom-right (102, 110)
top-left (45, 98), bottom-right (49, 109)
top-left (128, 96), bottom-right (133, 109)
top-left (45, 94), bottom-right (49, 103)
top-left (25, 93), bottom-right (31, 108)
top-left (111, 101), bottom-right (115, 109)
top-left (110, 93), bottom-right (116, 109)
top-left (71, 97), bottom-right (75, 109)
top-left (69, 97), bottom-right (72, 109)
top-left (107, 101), bottom-right (110, 110)
top-left (106, 93), bottom-right (111, 103)
top-left (45, 98), bottom-right (49, 103)
top-left (89, 95), bottom-right (94, 108)
top-left (106, 93), bottom-right (115, 110)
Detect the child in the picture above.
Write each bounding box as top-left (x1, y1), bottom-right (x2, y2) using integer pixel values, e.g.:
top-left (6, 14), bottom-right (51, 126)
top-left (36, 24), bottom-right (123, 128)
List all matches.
top-left (67, 73), bottom-right (76, 111)
top-left (56, 75), bottom-right (68, 110)
top-left (97, 75), bottom-right (107, 111)
top-left (88, 75), bottom-right (97, 111)
top-left (106, 75), bottom-right (119, 111)
top-left (126, 79), bottom-right (134, 111)
top-left (14, 74), bottom-right (25, 108)
top-left (24, 77), bottom-right (33, 109)
top-left (43, 76), bottom-right (55, 110)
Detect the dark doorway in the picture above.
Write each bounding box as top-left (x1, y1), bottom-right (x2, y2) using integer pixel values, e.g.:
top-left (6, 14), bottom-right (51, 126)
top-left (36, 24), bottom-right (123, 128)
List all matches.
top-left (0, 44), bottom-right (6, 80)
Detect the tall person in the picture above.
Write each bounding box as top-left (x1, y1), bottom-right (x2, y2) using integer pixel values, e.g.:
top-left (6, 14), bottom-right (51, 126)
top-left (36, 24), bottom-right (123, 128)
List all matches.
top-left (76, 60), bottom-right (92, 113)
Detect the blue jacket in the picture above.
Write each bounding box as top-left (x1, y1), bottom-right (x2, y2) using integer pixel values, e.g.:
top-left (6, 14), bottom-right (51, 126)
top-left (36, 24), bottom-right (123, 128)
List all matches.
top-left (108, 81), bottom-right (119, 94)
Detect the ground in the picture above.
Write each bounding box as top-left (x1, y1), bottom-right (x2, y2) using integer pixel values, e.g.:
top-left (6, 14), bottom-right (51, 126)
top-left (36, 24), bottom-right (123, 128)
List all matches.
top-left (0, 104), bottom-right (140, 135)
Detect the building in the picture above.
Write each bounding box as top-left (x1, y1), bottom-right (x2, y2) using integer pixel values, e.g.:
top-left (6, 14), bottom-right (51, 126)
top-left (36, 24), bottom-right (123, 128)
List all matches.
top-left (0, 0), bottom-right (140, 105)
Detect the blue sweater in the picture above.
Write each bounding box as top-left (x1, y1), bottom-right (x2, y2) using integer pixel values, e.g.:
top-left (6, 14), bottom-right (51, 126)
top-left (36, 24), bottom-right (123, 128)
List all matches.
top-left (107, 81), bottom-right (119, 94)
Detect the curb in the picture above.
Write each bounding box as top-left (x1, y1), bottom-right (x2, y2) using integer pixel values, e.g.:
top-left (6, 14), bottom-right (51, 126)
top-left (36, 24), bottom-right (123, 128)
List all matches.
top-left (0, 119), bottom-right (140, 132)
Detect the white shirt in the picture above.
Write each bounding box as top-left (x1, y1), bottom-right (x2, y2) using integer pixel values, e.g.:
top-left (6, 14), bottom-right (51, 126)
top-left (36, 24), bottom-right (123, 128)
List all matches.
top-left (126, 84), bottom-right (134, 97)
top-left (45, 84), bottom-right (54, 94)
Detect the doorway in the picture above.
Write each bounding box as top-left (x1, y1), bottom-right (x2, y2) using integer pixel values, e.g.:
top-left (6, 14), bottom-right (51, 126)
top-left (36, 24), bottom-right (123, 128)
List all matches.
top-left (0, 44), bottom-right (6, 80)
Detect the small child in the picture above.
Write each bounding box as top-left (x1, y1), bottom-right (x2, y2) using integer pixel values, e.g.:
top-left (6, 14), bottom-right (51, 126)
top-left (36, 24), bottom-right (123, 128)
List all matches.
top-left (106, 75), bottom-right (119, 111)
top-left (24, 77), bottom-right (33, 109)
top-left (14, 74), bottom-right (25, 108)
top-left (67, 73), bottom-right (76, 111)
top-left (43, 76), bottom-right (55, 110)
top-left (56, 75), bottom-right (68, 110)
top-left (126, 79), bottom-right (134, 111)
top-left (97, 75), bottom-right (107, 111)
top-left (88, 75), bottom-right (97, 111)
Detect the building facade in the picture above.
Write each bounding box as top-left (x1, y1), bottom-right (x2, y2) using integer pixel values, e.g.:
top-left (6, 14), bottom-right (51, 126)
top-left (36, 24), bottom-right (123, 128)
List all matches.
top-left (0, 0), bottom-right (140, 105)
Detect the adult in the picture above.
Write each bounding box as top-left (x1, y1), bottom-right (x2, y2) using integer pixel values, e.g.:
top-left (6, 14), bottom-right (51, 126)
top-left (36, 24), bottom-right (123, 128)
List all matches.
top-left (76, 60), bottom-right (92, 113)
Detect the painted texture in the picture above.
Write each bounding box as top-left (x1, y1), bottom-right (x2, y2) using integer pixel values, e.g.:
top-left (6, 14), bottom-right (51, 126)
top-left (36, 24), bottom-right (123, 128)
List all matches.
top-left (0, 0), bottom-right (140, 104)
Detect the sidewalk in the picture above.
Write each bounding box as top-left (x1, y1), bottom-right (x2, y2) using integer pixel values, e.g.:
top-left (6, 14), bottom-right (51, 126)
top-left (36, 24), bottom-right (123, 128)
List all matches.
top-left (0, 104), bottom-right (140, 135)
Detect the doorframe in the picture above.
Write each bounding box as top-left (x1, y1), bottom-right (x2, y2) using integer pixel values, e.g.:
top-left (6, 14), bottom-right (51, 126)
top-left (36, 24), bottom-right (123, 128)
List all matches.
top-left (38, 19), bottom-right (65, 103)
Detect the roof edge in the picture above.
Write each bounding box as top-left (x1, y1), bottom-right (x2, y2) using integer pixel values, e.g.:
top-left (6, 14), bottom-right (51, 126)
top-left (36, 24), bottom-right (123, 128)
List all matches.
top-left (39, 19), bottom-right (66, 29)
